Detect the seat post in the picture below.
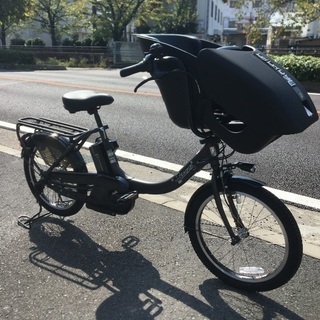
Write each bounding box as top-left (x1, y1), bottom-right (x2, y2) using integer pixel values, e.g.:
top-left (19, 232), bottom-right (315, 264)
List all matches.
top-left (93, 108), bottom-right (104, 128)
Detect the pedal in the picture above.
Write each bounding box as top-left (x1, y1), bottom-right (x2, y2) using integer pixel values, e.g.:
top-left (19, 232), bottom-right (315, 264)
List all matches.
top-left (116, 191), bottom-right (139, 203)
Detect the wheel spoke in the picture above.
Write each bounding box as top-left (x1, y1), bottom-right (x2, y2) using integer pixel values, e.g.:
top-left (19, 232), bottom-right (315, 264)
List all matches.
top-left (23, 142), bottom-right (86, 216)
top-left (187, 182), bottom-right (302, 291)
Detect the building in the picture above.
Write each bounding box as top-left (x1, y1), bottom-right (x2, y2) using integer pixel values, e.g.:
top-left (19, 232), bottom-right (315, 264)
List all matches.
top-left (197, 0), bottom-right (269, 46)
top-left (197, 0), bottom-right (226, 42)
top-left (4, 0), bottom-right (319, 49)
top-left (197, 0), bottom-right (319, 48)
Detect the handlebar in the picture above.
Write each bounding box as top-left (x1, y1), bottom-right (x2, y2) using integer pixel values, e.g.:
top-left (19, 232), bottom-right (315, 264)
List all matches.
top-left (120, 43), bottom-right (166, 77)
top-left (120, 54), bottom-right (153, 77)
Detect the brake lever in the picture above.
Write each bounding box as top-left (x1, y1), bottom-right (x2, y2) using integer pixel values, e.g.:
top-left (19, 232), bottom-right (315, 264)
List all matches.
top-left (134, 67), bottom-right (183, 92)
top-left (134, 76), bottom-right (155, 92)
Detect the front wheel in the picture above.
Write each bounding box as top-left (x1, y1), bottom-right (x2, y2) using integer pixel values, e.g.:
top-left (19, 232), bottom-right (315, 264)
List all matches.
top-left (185, 180), bottom-right (302, 291)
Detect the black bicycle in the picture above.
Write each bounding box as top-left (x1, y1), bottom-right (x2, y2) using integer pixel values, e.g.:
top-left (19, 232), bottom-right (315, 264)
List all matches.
top-left (17, 34), bottom-right (318, 292)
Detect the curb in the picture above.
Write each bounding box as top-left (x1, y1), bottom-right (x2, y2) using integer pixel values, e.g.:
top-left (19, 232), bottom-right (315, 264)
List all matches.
top-left (1, 120), bottom-right (320, 211)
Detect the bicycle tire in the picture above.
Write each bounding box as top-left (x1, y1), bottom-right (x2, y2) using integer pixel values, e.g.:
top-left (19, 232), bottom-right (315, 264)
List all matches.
top-left (23, 136), bottom-right (88, 216)
top-left (185, 180), bottom-right (302, 291)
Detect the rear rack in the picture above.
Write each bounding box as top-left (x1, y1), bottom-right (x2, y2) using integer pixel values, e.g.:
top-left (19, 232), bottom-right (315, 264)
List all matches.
top-left (17, 117), bottom-right (89, 138)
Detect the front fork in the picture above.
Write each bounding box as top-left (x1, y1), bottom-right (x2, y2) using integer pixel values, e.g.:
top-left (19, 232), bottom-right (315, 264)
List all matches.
top-left (210, 160), bottom-right (256, 245)
top-left (210, 174), bottom-right (242, 245)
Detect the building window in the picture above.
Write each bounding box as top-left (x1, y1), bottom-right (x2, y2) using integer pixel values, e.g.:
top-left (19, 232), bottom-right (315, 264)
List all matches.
top-left (215, 5), bottom-right (217, 20)
top-left (228, 20), bottom-right (236, 28)
top-left (252, 0), bottom-right (262, 8)
top-left (218, 9), bottom-right (220, 23)
top-left (230, 0), bottom-right (239, 8)
top-left (211, 1), bottom-right (214, 18)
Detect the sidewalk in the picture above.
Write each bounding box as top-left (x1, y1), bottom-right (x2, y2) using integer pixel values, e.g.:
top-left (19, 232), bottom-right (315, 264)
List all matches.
top-left (0, 127), bottom-right (319, 259)
top-left (1, 127), bottom-right (320, 320)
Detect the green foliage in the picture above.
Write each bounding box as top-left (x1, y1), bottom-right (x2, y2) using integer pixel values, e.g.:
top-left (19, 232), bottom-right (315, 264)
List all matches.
top-left (45, 57), bottom-right (61, 65)
top-left (235, 0), bottom-right (320, 45)
top-left (92, 35), bottom-right (108, 47)
top-left (81, 37), bottom-right (92, 46)
top-left (91, 0), bottom-right (145, 41)
top-left (62, 35), bottom-right (104, 47)
top-left (156, 0), bottom-right (198, 34)
top-left (29, 0), bottom-right (89, 46)
top-left (25, 37), bottom-right (45, 46)
top-left (0, 49), bottom-right (35, 64)
top-left (61, 38), bottom-right (74, 46)
top-left (139, 0), bottom-right (198, 34)
top-left (62, 57), bottom-right (105, 67)
top-left (0, 0), bottom-right (29, 45)
top-left (272, 54), bottom-right (320, 82)
top-left (10, 37), bottom-right (26, 45)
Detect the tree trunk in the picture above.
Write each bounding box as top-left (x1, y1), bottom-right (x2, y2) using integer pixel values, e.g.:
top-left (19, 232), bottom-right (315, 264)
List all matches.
top-left (1, 24), bottom-right (6, 46)
top-left (112, 27), bottom-right (125, 42)
top-left (50, 25), bottom-right (58, 46)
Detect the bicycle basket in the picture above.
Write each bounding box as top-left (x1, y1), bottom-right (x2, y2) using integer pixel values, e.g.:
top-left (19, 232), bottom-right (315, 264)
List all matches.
top-left (137, 34), bottom-right (218, 129)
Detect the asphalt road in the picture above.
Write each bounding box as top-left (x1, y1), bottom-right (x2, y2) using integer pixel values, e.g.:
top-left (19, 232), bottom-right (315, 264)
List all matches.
top-left (0, 69), bottom-right (319, 200)
top-left (1, 151), bottom-right (320, 320)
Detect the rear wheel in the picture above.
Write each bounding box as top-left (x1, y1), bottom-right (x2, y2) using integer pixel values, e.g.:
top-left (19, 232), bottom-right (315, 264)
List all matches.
top-left (23, 138), bottom-right (87, 216)
top-left (185, 181), bottom-right (302, 291)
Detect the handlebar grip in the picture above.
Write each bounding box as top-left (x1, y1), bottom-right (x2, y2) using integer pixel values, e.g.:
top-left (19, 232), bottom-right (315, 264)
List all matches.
top-left (120, 60), bottom-right (147, 77)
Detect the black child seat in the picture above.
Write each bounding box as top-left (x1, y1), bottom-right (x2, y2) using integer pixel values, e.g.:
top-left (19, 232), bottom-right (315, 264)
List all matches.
top-left (137, 34), bottom-right (318, 154)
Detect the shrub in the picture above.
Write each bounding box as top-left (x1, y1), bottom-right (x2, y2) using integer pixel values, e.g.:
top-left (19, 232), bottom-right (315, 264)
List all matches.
top-left (82, 37), bottom-right (92, 46)
top-left (67, 57), bottom-right (78, 67)
top-left (33, 37), bottom-right (45, 46)
top-left (46, 57), bottom-right (61, 65)
top-left (10, 38), bottom-right (25, 46)
top-left (272, 54), bottom-right (320, 82)
top-left (26, 37), bottom-right (45, 46)
top-left (0, 50), bottom-right (36, 65)
top-left (62, 38), bottom-right (73, 46)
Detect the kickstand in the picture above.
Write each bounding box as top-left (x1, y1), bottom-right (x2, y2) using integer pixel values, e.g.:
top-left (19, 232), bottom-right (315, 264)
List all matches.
top-left (17, 205), bottom-right (52, 229)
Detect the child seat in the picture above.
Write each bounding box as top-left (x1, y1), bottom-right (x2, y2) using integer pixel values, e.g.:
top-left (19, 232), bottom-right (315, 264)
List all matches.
top-left (137, 34), bottom-right (318, 154)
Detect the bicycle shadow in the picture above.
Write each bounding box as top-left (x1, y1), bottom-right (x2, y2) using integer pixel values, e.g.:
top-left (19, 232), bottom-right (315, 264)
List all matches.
top-left (27, 217), bottom-right (303, 319)
top-left (199, 279), bottom-right (304, 320)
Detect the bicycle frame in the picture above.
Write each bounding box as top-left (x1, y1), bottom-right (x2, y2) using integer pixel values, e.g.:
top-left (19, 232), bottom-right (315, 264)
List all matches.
top-left (14, 37), bottom-right (307, 291)
top-left (17, 111), bottom-right (221, 196)
top-left (17, 107), bottom-right (258, 242)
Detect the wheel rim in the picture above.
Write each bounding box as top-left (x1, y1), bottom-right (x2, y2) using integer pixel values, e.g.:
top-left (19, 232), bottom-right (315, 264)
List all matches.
top-left (195, 191), bottom-right (289, 283)
top-left (29, 149), bottom-right (77, 210)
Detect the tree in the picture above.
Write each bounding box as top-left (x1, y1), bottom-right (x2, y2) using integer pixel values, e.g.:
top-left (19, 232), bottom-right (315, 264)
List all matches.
top-left (160, 0), bottom-right (198, 34)
top-left (136, 0), bottom-right (170, 33)
top-left (0, 0), bottom-right (29, 46)
top-left (138, 0), bottom-right (198, 34)
top-left (29, 0), bottom-right (88, 46)
top-left (236, 0), bottom-right (320, 45)
top-left (268, 0), bottom-right (320, 27)
top-left (91, 0), bottom-right (146, 41)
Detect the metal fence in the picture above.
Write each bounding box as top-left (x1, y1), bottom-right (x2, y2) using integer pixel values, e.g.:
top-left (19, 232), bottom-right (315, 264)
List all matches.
top-left (4, 43), bottom-right (320, 66)
top-left (268, 47), bottom-right (320, 57)
top-left (4, 42), bottom-right (144, 67)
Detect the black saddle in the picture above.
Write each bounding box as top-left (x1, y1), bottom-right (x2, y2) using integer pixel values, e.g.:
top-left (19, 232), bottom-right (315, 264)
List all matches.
top-left (62, 90), bottom-right (114, 114)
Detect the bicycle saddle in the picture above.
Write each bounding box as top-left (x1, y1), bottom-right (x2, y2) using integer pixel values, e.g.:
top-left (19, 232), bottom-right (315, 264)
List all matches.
top-left (62, 90), bottom-right (114, 113)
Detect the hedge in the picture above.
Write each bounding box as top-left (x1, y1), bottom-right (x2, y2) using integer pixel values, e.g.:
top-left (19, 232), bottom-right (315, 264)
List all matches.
top-left (271, 54), bottom-right (320, 83)
top-left (0, 49), bottom-right (36, 65)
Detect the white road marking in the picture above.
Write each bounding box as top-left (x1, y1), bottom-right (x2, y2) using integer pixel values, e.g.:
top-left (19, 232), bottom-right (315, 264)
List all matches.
top-left (1, 120), bottom-right (320, 210)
